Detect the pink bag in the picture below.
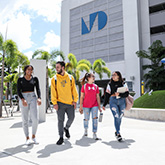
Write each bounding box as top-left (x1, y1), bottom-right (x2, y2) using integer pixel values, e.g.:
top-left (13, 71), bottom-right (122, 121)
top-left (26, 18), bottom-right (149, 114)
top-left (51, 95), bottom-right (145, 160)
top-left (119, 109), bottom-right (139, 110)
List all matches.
top-left (125, 95), bottom-right (134, 110)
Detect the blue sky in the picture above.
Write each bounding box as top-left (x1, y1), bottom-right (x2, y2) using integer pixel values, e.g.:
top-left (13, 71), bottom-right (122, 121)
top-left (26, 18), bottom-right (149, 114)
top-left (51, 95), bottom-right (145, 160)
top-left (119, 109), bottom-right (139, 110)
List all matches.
top-left (0, 0), bottom-right (62, 59)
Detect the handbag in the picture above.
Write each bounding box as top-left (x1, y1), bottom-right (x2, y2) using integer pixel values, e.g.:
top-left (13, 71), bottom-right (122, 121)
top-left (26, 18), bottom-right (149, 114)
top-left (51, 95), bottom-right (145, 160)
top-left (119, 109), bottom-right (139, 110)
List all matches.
top-left (125, 95), bottom-right (134, 110)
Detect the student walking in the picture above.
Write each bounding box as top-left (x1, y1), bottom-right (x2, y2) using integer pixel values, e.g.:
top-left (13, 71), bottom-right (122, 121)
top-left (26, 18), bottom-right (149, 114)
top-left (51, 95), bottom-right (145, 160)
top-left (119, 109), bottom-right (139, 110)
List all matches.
top-left (102, 71), bottom-right (129, 142)
top-left (79, 73), bottom-right (102, 140)
top-left (17, 65), bottom-right (41, 145)
top-left (51, 61), bottom-right (78, 145)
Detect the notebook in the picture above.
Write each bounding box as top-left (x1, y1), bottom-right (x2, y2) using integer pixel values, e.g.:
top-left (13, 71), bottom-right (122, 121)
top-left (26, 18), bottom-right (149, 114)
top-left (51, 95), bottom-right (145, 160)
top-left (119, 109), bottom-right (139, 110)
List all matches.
top-left (116, 86), bottom-right (127, 99)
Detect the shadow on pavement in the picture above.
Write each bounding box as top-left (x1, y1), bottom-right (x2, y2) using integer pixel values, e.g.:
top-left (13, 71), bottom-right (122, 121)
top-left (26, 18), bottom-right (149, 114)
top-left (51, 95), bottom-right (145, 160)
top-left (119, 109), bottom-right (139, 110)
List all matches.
top-left (102, 139), bottom-right (135, 149)
top-left (37, 139), bottom-right (72, 158)
top-left (75, 136), bottom-right (98, 147)
top-left (10, 122), bottom-right (23, 128)
top-left (10, 121), bottom-right (44, 129)
top-left (1, 144), bottom-right (34, 158)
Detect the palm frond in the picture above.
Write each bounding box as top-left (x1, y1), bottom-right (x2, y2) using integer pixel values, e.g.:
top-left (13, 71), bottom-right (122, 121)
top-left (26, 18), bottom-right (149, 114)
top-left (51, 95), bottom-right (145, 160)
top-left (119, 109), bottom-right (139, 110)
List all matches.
top-left (51, 50), bottom-right (65, 61)
top-left (68, 53), bottom-right (77, 69)
top-left (102, 67), bottom-right (111, 77)
top-left (65, 62), bottom-right (74, 71)
top-left (32, 50), bottom-right (44, 59)
top-left (13, 73), bottom-right (19, 83)
top-left (76, 63), bottom-right (90, 72)
top-left (78, 59), bottom-right (92, 69)
top-left (0, 33), bottom-right (4, 51)
top-left (92, 58), bottom-right (105, 70)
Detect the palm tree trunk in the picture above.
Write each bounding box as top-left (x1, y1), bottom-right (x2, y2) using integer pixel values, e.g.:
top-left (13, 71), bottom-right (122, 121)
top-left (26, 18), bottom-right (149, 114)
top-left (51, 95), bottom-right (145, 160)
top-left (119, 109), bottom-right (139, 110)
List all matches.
top-left (10, 82), bottom-right (12, 107)
top-left (6, 67), bottom-right (10, 100)
top-left (0, 50), bottom-right (5, 117)
top-left (46, 66), bottom-right (50, 113)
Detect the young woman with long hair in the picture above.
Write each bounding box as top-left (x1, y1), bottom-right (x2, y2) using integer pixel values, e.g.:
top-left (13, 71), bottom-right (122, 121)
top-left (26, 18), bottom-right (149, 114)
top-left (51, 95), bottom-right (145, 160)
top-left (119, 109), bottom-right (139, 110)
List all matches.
top-left (102, 71), bottom-right (129, 142)
top-left (79, 73), bottom-right (102, 140)
top-left (17, 65), bottom-right (41, 145)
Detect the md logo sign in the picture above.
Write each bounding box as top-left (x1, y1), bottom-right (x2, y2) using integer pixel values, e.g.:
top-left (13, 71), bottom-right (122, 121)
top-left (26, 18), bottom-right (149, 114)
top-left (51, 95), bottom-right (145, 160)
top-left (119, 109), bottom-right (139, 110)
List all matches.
top-left (81, 11), bottom-right (107, 35)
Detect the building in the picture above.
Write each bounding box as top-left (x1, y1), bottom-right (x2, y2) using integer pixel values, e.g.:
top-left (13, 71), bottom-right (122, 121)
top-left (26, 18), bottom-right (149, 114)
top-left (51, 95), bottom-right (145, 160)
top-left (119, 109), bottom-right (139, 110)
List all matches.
top-left (61, 0), bottom-right (165, 99)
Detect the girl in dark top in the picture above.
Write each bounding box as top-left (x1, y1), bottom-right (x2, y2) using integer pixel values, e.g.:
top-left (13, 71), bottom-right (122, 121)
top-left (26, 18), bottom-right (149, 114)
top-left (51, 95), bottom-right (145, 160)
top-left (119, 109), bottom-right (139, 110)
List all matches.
top-left (17, 65), bottom-right (41, 145)
top-left (102, 71), bottom-right (129, 142)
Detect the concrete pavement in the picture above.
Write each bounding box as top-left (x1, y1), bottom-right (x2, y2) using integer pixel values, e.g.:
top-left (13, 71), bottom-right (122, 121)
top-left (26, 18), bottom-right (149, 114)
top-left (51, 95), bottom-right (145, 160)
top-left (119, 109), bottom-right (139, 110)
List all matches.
top-left (0, 107), bottom-right (165, 165)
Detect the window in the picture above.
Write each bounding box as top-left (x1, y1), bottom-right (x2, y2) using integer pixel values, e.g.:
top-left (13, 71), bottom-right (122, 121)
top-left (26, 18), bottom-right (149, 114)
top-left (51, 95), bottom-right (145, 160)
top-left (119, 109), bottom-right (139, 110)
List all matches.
top-left (126, 81), bottom-right (133, 91)
top-left (150, 25), bottom-right (165, 34)
top-left (149, 3), bottom-right (165, 14)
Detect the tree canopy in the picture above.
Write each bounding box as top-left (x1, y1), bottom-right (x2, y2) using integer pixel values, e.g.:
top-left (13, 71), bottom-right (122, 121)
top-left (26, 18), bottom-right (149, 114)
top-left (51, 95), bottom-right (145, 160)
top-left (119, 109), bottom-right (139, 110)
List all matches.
top-left (136, 40), bottom-right (165, 91)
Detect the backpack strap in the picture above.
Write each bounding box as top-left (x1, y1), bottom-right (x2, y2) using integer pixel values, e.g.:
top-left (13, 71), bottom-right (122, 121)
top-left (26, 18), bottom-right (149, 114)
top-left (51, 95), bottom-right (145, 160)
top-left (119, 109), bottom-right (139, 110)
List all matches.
top-left (94, 83), bottom-right (98, 90)
top-left (68, 74), bottom-right (72, 86)
top-left (84, 84), bottom-right (86, 91)
top-left (54, 75), bottom-right (57, 92)
top-left (54, 75), bottom-right (57, 85)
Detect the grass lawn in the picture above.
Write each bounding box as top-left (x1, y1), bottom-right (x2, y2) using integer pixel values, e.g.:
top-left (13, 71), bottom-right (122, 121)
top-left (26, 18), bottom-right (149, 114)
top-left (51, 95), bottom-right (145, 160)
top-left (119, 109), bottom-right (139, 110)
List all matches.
top-left (133, 90), bottom-right (165, 109)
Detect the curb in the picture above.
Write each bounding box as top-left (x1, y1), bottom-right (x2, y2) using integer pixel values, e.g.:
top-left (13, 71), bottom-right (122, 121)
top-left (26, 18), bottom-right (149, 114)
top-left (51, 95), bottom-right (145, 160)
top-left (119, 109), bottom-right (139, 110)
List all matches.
top-left (124, 108), bottom-right (165, 122)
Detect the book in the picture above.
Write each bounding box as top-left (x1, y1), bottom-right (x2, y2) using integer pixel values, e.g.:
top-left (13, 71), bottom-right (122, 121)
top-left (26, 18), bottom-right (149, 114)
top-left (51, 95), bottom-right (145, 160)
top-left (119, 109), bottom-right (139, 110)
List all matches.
top-left (116, 86), bottom-right (127, 99)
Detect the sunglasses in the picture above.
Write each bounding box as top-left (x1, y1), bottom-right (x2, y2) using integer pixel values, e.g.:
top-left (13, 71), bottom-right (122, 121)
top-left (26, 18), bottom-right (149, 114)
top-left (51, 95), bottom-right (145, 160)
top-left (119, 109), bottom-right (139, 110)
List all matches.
top-left (112, 74), bottom-right (117, 76)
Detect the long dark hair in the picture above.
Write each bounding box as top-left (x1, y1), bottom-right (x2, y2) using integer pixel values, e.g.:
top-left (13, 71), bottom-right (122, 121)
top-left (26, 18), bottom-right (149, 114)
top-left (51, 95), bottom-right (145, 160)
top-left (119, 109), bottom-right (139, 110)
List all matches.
top-left (80, 73), bottom-right (93, 86)
top-left (110, 71), bottom-right (123, 83)
top-left (24, 65), bottom-right (34, 76)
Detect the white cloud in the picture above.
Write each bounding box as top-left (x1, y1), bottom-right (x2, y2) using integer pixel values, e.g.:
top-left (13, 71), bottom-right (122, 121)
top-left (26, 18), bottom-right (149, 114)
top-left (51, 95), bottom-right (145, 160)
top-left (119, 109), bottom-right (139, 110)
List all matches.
top-left (44, 30), bottom-right (60, 48)
top-left (0, 0), bottom-right (62, 52)
top-left (0, 12), bottom-right (33, 51)
top-left (0, 0), bottom-right (62, 23)
top-left (0, 0), bottom-right (20, 24)
top-left (15, 0), bottom-right (62, 23)
top-left (24, 51), bottom-right (33, 60)
top-left (36, 30), bottom-right (60, 52)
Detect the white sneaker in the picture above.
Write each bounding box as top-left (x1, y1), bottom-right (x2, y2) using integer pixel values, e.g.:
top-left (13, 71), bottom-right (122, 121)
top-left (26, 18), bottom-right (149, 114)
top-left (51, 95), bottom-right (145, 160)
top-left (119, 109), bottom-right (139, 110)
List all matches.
top-left (93, 133), bottom-right (99, 140)
top-left (32, 138), bottom-right (39, 144)
top-left (25, 139), bottom-right (31, 146)
top-left (84, 129), bottom-right (88, 136)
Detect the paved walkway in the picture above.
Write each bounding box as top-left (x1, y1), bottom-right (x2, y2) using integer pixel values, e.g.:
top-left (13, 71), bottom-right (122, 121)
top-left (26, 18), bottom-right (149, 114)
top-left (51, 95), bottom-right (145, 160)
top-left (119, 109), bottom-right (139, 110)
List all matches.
top-left (0, 107), bottom-right (165, 165)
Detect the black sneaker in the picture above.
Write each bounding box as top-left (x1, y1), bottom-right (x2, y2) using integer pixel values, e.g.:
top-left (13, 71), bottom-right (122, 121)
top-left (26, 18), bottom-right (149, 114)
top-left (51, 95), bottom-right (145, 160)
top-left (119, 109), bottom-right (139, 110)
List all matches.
top-left (56, 137), bottom-right (64, 145)
top-left (64, 127), bottom-right (70, 139)
top-left (115, 132), bottom-right (117, 137)
top-left (116, 134), bottom-right (122, 142)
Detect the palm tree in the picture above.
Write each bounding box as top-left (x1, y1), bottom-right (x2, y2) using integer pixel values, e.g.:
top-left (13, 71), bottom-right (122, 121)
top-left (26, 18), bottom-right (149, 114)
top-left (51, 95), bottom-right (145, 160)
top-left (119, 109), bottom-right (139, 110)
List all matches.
top-left (92, 58), bottom-right (111, 79)
top-left (0, 34), bottom-right (18, 116)
top-left (136, 40), bottom-right (165, 90)
top-left (4, 73), bottom-right (17, 107)
top-left (14, 51), bottom-right (30, 76)
top-left (0, 33), bottom-right (5, 117)
top-left (65, 53), bottom-right (91, 99)
top-left (32, 49), bottom-right (65, 112)
top-left (3, 39), bottom-right (18, 101)
top-left (32, 50), bottom-right (65, 63)
top-left (66, 53), bottom-right (90, 84)
top-left (0, 31), bottom-right (29, 116)
top-left (66, 53), bottom-right (111, 83)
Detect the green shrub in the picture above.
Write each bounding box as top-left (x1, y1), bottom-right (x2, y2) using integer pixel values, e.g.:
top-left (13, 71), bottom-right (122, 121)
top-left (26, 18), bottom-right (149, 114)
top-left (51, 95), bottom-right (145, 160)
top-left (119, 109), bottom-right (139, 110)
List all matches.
top-left (133, 90), bottom-right (165, 109)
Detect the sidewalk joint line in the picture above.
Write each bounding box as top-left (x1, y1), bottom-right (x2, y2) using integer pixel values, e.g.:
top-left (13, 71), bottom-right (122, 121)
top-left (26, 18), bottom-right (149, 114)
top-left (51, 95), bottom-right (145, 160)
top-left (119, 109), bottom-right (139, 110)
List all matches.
top-left (0, 151), bottom-right (39, 165)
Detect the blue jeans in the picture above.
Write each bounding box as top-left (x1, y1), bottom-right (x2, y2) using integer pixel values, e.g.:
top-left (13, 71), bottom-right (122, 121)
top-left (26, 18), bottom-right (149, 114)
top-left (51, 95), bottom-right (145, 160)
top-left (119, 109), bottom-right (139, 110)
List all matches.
top-left (83, 106), bottom-right (98, 133)
top-left (110, 96), bottom-right (126, 134)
